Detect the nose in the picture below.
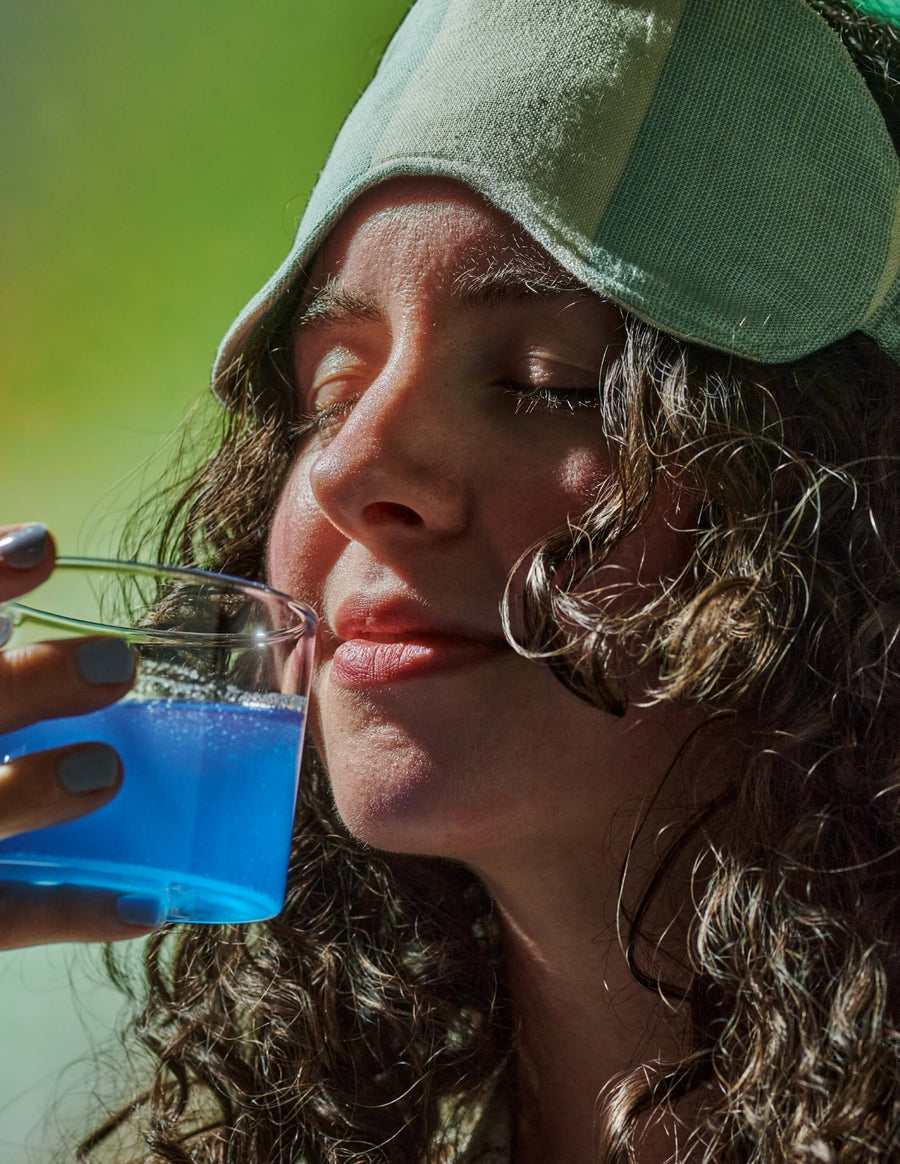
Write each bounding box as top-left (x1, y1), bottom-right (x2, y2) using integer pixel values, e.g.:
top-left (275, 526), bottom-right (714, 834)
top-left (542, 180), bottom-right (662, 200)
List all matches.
top-left (307, 351), bottom-right (470, 547)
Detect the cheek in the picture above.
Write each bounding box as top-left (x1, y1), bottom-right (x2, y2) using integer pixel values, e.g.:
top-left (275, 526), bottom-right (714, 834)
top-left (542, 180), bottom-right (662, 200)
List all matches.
top-left (501, 445), bottom-right (694, 595)
top-left (557, 447), bottom-right (610, 500)
top-left (266, 455), bottom-right (333, 606)
top-left (628, 474), bottom-right (698, 585)
top-left (497, 446), bottom-right (610, 551)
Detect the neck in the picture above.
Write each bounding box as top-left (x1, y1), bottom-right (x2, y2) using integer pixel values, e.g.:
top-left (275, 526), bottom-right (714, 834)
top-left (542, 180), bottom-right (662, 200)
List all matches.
top-left (473, 805), bottom-right (703, 1164)
top-left (461, 710), bottom-right (739, 1161)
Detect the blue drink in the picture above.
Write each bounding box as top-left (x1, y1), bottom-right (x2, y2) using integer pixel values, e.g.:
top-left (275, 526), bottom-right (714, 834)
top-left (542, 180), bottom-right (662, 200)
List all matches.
top-left (0, 698), bottom-right (306, 923)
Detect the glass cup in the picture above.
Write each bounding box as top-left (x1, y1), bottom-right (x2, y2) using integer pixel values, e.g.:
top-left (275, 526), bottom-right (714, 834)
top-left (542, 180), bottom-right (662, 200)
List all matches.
top-left (0, 558), bottom-right (316, 924)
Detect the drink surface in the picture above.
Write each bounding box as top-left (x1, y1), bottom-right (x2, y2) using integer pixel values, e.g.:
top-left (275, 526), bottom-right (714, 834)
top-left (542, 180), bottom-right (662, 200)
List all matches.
top-left (0, 699), bottom-right (305, 922)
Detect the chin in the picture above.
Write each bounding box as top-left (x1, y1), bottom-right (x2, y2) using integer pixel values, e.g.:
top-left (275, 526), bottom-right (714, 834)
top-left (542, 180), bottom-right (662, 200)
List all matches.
top-left (321, 731), bottom-right (525, 861)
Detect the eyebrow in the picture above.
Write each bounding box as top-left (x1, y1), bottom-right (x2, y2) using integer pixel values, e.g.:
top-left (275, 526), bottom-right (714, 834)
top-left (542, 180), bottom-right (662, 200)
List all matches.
top-left (293, 253), bottom-right (593, 335)
top-left (291, 283), bottom-right (381, 335)
top-left (451, 252), bottom-right (590, 305)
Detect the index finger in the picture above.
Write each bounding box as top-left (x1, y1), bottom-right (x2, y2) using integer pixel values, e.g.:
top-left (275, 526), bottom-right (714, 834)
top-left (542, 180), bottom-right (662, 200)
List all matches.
top-left (0, 882), bottom-right (164, 949)
top-left (0, 524), bottom-right (55, 605)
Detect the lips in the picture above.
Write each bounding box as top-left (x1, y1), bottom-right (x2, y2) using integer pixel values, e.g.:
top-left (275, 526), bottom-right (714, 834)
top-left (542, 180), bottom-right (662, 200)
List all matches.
top-left (328, 598), bottom-right (507, 689)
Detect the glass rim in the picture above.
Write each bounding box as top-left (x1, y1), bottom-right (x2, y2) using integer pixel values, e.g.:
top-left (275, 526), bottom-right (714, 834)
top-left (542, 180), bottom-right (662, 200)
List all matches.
top-left (4, 556), bottom-right (317, 646)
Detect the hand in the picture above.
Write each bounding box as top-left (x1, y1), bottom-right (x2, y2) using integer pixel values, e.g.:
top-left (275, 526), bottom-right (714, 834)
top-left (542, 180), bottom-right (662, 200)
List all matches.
top-left (0, 523), bottom-right (161, 948)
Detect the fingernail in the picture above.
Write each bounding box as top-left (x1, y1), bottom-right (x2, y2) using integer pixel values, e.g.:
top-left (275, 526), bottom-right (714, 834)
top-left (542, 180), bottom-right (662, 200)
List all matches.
top-left (76, 637), bottom-right (136, 685)
top-left (116, 894), bottom-right (166, 928)
top-left (0, 524), bottom-right (48, 569)
top-left (57, 743), bottom-right (120, 793)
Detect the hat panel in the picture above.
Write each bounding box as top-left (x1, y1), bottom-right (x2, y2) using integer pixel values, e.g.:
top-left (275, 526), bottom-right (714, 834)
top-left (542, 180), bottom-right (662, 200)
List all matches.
top-left (368, 0), bottom-right (686, 248)
top-left (298, 0), bottom-right (455, 251)
top-left (589, 0), bottom-right (900, 359)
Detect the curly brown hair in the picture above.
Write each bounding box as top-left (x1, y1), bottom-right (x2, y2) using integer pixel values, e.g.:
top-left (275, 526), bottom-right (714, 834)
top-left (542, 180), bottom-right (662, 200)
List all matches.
top-left (79, 3), bottom-right (900, 1161)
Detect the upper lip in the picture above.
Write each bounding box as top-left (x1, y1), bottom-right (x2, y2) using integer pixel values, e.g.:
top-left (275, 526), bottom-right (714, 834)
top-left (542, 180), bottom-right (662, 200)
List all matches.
top-left (331, 596), bottom-right (506, 646)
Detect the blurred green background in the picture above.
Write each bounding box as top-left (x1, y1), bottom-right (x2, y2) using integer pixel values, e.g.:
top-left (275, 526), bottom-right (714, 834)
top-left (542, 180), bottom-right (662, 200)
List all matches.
top-left (0, 2), bottom-right (408, 1158)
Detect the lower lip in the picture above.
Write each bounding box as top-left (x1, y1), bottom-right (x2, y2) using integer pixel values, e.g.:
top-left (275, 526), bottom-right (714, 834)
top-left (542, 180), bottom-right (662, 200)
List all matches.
top-left (329, 637), bottom-right (504, 689)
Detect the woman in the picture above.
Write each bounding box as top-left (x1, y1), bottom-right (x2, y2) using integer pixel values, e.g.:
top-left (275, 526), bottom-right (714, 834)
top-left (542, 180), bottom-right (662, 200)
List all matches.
top-left (2, 0), bottom-right (899, 1160)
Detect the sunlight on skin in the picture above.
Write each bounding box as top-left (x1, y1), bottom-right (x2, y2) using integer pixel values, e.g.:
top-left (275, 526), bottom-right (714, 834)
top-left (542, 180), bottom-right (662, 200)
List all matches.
top-left (267, 177), bottom-right (723, 1162)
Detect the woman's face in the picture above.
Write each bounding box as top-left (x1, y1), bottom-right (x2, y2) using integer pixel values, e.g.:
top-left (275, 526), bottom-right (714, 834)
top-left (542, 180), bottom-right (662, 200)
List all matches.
top-left (268, 177), bottom-right (699, 873)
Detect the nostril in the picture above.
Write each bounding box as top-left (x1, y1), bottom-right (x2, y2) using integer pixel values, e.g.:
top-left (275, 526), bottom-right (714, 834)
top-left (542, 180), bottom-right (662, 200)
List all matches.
top-left (362, 501), bottom-right (424, 526)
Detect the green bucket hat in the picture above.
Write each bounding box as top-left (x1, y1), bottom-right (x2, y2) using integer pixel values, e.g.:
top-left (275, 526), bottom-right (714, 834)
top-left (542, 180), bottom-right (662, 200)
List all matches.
top-left (213, 0), bottom-right (900, 397)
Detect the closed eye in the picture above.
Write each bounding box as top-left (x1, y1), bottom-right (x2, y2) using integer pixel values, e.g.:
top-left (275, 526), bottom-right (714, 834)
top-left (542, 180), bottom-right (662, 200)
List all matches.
top-left (290, 398), bottom-right (357, 443)
top-left (499, 379), bottom-right (602, 414)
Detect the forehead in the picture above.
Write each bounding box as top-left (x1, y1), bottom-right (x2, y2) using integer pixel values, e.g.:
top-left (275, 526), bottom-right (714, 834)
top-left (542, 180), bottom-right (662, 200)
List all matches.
top-left (308, 176), bottom-right (587, 297)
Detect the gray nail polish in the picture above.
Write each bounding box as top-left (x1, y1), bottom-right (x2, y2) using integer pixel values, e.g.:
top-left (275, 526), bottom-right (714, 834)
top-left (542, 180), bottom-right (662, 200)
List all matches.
top-left (57, 744), bottom-right (120, 793)
top-left (0, 524), bottom-right (48, 569)
top-left (76, 637), bottom-right (136, 685)
top-left (116, 894), bottom-right (166, 928)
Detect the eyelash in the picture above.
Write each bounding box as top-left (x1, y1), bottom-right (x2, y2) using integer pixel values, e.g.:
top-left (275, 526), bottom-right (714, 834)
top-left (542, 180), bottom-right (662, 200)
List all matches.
top-left (289, 400), bottom-right (355, 442)
top-left (499, 380), bottom-right (602, 414)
